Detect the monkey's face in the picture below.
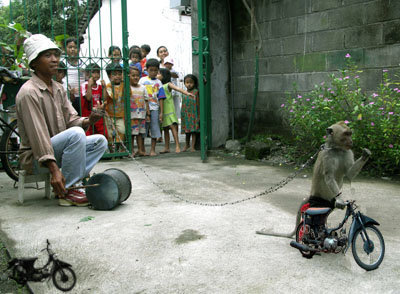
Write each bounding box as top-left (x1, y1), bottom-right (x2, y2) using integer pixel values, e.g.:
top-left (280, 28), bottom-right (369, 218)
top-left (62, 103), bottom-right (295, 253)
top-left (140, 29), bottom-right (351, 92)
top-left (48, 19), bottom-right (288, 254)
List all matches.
top-left (327, 123), bottom-right (353, 150)
top-left (340, 130), bottom-right (353, 150)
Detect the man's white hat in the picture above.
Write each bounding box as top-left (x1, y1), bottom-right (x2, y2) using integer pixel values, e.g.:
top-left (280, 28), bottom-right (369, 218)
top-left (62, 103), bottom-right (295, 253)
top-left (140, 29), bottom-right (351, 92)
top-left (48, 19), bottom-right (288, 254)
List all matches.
top-left (164, 56), bottom-right (174, 65)
top-left (24, 34), bottom-right (60, 65)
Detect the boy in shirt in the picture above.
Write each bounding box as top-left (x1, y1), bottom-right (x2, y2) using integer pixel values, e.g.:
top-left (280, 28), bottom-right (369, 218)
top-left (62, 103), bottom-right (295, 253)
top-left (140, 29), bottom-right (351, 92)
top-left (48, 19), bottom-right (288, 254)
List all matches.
top-left (105, 63), bottom-right (125, 143)
top-left (80, 63), bottom-right (108, 137)
top-left (139, 58), bottom-right (166, 156)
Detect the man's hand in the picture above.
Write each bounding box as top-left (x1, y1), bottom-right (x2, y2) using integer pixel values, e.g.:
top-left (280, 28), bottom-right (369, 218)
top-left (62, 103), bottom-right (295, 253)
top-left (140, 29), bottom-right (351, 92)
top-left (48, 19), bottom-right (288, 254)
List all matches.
top-left (159, 113), bottom-right (163, 123)
top-left (88, 101), bottom-right (106, 125)
top-left (45, 160), bottom-right (66, 197)
top-left (335, 198), bottom-right (347, 210)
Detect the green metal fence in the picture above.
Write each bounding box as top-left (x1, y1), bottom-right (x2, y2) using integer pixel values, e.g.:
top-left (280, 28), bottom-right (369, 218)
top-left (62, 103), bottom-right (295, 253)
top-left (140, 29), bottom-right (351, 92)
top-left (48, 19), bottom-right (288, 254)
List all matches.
top-left (0, 0), bottom-right (212, 161)
top-left (0, 0), bottom-right (132, 158)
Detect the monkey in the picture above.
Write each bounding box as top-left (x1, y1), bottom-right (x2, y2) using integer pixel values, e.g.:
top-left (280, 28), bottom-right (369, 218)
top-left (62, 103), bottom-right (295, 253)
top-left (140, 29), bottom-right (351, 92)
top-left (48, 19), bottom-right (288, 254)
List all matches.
top-left (257, 121), bottom-right (371, 238)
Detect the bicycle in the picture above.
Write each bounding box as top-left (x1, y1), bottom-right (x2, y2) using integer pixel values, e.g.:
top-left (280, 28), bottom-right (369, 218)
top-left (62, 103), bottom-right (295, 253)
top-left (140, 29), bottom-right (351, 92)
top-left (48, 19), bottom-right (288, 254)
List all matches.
top-left (0, 66), bottom-right (22, 181)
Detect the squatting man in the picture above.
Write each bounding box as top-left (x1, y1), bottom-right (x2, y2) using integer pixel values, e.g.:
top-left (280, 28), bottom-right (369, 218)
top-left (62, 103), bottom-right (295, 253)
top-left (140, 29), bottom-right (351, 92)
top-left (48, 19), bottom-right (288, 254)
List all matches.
top-left (16, 34), bottom-right (108, 207)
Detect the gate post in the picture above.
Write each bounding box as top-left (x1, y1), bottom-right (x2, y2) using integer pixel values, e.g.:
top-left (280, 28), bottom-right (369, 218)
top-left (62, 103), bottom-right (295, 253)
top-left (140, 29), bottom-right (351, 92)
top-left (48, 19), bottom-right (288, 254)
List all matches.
top-left (194, 0), bottom-right (211, 161)
top-left (121, 0), bottom-right (132, 154)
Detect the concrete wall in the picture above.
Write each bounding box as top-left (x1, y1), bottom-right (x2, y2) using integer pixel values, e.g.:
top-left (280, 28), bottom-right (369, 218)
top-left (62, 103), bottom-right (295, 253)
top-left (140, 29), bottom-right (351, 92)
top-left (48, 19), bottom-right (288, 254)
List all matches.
top-left (205, 0), bottom-right (400, 138)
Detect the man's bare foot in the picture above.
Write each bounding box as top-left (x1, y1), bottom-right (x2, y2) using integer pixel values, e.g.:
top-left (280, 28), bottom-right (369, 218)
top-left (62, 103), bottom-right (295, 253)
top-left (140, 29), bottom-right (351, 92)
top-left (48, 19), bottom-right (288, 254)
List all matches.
top-left (149, 151), bottom-right (157, 156)
top-left (175, 146), bottom-right (181, 153)
top-left (160, 149), bottom-right (170, 154)
top-left (137, 152), bottom-right (146, 157)
top-left (190, 148), bottom-right (196, 152)
top-left (182, 146), bottom-right (189, 152)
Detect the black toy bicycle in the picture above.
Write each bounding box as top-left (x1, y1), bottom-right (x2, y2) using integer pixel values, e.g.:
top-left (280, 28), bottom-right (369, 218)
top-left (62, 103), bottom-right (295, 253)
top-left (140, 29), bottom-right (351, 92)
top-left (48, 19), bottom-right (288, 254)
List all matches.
top-left (7, 239), bottom-right (77, 292)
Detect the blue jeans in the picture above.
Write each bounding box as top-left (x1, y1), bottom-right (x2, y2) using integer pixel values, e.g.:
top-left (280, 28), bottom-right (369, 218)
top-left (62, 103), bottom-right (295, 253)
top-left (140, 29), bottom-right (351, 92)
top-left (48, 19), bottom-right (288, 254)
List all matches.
top-left (50, 127), bottom-right (107, 188)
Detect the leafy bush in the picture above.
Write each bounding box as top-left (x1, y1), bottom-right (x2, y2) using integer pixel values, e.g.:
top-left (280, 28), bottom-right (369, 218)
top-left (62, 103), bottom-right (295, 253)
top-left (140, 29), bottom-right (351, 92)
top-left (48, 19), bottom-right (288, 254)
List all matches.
top-left (282, 54), bottom-right (400, 176)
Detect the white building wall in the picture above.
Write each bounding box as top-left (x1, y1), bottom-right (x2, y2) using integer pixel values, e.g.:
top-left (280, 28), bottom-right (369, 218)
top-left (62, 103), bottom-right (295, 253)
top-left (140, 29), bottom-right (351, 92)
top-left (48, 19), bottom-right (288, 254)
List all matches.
top-left (80, 0), bottom-right (192, 84)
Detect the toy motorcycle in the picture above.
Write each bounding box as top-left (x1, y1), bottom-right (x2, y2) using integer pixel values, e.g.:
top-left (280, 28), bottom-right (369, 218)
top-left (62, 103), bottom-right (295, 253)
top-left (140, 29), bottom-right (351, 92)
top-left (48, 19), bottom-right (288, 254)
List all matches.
top-left (290, 200), bottom-right (385, 271)
top-left (7, 239), bottom-right (76, 292)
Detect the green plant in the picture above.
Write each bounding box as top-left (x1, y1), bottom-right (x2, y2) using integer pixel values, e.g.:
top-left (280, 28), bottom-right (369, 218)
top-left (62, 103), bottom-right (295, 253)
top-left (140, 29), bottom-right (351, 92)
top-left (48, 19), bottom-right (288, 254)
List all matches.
top-left (282, 54), bottom-right (400, 176)
top-left (0, 22), bottom-right (30, 71)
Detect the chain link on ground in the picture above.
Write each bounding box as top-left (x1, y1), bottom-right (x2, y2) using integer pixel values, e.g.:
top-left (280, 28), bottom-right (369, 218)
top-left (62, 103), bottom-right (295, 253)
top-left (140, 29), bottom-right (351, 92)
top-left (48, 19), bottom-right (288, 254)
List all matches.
top-left (106, 113), bottom-right (321, 207)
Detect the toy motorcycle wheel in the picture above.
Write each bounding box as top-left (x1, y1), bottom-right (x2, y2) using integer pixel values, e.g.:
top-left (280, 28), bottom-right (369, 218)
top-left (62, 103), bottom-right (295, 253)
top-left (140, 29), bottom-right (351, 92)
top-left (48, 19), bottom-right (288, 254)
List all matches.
top-left (52, 266), bottom-right (76, 292)
top-left (295, 221), bottom-right (315, 259)
top-left (351, 224), bottom-right (385, 271)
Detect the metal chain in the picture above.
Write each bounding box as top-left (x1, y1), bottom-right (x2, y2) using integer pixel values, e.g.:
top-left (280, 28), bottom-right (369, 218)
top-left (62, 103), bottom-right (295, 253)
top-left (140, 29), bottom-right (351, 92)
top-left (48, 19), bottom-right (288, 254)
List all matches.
top-left (104, 112), bottom-right (322, 207)
top-left (130, 145), bottom-right (321, 207)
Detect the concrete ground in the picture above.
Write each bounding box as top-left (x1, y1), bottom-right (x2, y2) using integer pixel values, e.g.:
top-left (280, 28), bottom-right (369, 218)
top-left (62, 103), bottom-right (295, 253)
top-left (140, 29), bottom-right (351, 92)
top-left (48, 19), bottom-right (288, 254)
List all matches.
top-left (0, 145), bottom-right (399, 293)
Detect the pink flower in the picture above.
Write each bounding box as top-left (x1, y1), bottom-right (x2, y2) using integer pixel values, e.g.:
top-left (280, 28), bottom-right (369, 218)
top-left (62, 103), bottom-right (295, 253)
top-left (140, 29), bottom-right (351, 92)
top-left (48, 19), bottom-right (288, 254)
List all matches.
top-left (379, 107), bottom-right (384, 110)
top-left (323, 135), bottom-right (327, 139)
top-left (293, 100), bottom-right (297, 104)
top-left (281, 104), bottom-right (285, 107)
top-left (330, 91), bottom-right (335, 94)
top-left (311, 106), bottom-right (315, 109)
top-left (302, 115), bottom-right (305, 118)
top-left (344, 76), bottom-right (349, 80)
top-left (344, 120), bottom-right (349, 124)
top-left (355, 75), bottom-right (360, 78)
top-left (372, 93), bottom-right (378, 97)
top-left (345, 53), bottom-right (351, 58)
top-left (297, 94), bottom-right (302, 98)
top-left (369, 102), bottom-right (375, 105)
top-left (389, 112), bottom-right (394, 115)
top-left (338, 78), bottom-right (343, 81)
top-left (395, 88), bottom-right (399, 91)
top-left (320, 82), bottom-right (325, 86)
top-left (383, 69), bottom-right (388, 72)
top-left (306, 98), bottom-right (310, 101)
top-left (290, 109), bottom-right (294, 113)
top-left (389, 144), bottom-right (394, 148)
top-left (371, 122), bottom-right (375, 126)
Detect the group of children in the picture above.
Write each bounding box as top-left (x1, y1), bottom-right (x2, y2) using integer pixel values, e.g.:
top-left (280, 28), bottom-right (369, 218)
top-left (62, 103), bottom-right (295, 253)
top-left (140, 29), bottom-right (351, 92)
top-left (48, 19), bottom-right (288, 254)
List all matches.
top-left (56, 38), bottom-right (200, 156)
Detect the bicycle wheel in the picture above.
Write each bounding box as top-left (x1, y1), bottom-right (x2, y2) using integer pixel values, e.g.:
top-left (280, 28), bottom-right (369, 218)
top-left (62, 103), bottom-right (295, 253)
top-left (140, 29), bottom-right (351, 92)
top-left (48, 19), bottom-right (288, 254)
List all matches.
top-left (351, 224), bottom-right (385, 271)
top-left (0, 119), bottom-right (19, 181)
top-left (52, 266), bottom-right (76, 292)
top-left (295, 221), bottom-right (315, 259)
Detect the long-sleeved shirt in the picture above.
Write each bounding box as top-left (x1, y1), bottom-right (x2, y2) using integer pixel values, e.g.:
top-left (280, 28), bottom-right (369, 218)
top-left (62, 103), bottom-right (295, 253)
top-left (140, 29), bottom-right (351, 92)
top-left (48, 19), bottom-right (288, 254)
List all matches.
top-left (16, 73), bottom-right (85, 173)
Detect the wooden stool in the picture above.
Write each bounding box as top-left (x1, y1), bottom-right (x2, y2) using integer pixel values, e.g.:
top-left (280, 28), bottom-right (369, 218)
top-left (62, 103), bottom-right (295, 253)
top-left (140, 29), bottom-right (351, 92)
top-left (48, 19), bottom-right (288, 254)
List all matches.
top-left (17, 170), bottom-right (52, 204)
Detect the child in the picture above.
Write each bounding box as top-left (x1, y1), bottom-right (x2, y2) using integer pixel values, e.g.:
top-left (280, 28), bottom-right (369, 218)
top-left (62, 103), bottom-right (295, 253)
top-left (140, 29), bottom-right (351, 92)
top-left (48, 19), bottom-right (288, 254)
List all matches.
top-left (108, 45), bottom-right (122, 64)
top-left (140, 44), bottom-right (150, 77)
top-left (80, 63), bottom-right (108, 137)
top-left (129, 66), bottom-right (147, 156)
top-left (105, 62), bottom-right (125, 144)
top-left (63, 37), bottom-right (85, 115)
top-left (55, 61), bottom-right (67, 84)
top-left (139, 58), bottom-right (166, 156)
top-left (129, 48), bottom-right (143, 76)
top-left (181, 74), bottom-right (200, 152)
top-left (163, 56), bottom-right (180, 118)
top-left (157, 68), bottom-right (195, 154)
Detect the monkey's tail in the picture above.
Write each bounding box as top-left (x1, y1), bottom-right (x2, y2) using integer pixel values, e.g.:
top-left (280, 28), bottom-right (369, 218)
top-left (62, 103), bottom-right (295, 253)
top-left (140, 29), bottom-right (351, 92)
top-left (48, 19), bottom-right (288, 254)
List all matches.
top-left (255, 229), bottom-right (295, 239)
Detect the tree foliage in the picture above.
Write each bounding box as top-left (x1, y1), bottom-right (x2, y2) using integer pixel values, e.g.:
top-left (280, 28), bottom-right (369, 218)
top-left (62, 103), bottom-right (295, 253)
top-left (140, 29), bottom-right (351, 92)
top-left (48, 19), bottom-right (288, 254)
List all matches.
top-left (0, 0), bottom-right (86, 41)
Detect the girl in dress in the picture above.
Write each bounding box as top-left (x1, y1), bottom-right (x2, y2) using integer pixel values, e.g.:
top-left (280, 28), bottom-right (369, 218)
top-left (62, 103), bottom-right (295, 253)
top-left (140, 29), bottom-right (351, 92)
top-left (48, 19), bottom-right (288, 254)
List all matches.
top-left (180, 74), bottom-right (199, 152)
top-left (157, 68), bottom-right (195, 153)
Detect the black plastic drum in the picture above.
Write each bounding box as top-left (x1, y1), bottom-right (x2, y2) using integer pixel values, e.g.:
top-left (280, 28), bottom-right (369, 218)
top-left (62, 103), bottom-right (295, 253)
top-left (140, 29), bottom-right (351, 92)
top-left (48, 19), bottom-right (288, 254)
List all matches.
top-left (86, 168), bottom-right (132, 210)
